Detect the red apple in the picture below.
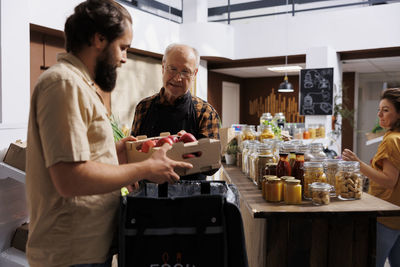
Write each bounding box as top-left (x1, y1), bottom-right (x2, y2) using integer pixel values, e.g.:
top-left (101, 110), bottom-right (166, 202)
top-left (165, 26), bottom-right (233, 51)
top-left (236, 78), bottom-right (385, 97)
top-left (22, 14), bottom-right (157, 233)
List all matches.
top-left (155, 137), bottom-right (174, 147)
top-left (182, 153), bottom-right (196, 159)
top-left (168, 135), bottom-right (179, 143)
top-left (141, 139), bottom-right (156, 153)
top-left (178, 133), bottom-right (197, 143)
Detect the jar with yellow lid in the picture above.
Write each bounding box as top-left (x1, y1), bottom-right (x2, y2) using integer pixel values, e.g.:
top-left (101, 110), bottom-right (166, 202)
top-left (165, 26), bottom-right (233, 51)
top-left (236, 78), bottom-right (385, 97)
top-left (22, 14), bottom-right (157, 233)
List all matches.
top-left (335, 161), bottom-right (363, 200)
top-left (281, 176), bottom-right (295, 201)
top-left (265, 177), bottom-right (283, 202)
top-left (303, 161), bottom-right (326, 199)
top-left (284, 179), bottom-right (302, 204)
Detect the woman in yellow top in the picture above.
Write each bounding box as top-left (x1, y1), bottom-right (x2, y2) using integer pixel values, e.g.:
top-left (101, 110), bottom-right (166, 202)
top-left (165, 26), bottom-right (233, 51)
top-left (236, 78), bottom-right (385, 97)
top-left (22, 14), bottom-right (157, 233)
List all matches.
top-left (342, 88), bottom-right (400, 267)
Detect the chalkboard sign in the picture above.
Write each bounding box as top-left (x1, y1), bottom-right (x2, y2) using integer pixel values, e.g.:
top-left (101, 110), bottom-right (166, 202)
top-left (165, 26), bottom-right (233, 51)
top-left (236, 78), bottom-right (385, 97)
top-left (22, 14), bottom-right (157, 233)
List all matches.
top-left (299, 68), bottom-right (334, 115)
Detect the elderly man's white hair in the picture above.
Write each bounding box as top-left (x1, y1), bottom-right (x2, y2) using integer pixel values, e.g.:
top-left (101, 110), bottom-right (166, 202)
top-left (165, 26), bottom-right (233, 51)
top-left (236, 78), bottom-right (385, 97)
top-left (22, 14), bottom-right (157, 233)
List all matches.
top-left (162, 43), bottom-right (200, 69)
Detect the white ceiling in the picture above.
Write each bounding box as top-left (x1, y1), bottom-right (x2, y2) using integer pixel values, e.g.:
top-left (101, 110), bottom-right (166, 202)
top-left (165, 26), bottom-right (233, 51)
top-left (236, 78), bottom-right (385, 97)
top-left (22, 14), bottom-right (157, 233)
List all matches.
top-left (210, 56), bottom-right (400, 78)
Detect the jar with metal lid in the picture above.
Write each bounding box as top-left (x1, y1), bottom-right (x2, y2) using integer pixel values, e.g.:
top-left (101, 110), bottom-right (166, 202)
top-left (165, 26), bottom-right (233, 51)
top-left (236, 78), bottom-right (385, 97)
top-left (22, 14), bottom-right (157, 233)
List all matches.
top-left (260, 112), bottom-right (273, 125)
top-left (310, 182), bottom-right (332, 205)
top-left (259, 124), bottom-right (275, 141)
top-left (323, 159), bottom-right (341, 196)
top-left (309, 143), bottom-right (327, 161)
top-left (303, 161), bottom-right (327, 199)
top-left (285, 179), bottom-right (302, 204)
top-left (254, 144), bottom-right (275, 188)
top-left (265, 162), bottom-right (278, 177)
top-left (265, 177), bottom-right (283, 202)
top-left (281, 176), bottom-right (295, 201)
top-left (275, 112), bottom-right (286, 129)
top-left (335, 161), bottom-right (363, 200)
top-left (240, 125), bottom-right (256, 141)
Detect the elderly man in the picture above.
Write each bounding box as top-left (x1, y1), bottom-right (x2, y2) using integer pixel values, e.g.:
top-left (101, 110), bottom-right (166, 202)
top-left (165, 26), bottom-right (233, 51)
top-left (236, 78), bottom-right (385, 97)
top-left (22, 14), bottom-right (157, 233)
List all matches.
top-left (131, 43), bottom-right (220, 179)
top-left (131, 43), bottom-right (220, 140)
top-left (26, 1), bottom-right (191, 266)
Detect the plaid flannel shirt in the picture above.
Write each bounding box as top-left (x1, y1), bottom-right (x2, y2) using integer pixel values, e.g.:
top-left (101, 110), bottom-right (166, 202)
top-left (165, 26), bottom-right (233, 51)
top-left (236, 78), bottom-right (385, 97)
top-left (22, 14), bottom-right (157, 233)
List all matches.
top-left (131, 88), bottom-right (220, 139)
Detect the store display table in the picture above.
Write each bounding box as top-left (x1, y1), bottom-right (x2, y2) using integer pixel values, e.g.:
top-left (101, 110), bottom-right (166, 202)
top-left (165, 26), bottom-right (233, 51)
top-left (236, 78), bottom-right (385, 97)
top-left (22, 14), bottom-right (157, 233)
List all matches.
top-left (221, 164), bottom-right (400, 267)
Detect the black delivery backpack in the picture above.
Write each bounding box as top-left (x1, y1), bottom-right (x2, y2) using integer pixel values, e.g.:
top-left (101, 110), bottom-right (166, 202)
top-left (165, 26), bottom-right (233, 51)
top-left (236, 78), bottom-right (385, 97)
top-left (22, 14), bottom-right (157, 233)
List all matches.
top-left (118, 181), bottom-right (248, 267)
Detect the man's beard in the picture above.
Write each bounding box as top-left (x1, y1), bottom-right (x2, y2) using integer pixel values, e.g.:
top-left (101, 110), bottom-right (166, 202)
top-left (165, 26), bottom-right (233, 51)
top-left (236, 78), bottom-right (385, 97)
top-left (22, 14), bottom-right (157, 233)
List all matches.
top-left (94, 47), bottom-right (117, 92)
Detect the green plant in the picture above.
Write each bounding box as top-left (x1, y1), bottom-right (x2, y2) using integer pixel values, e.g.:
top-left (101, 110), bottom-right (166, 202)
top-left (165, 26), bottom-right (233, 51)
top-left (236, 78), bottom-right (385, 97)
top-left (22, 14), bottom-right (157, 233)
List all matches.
top-left (226, 138), bottom-right (238, 155)
top-left (371, 118), bottom-right (384, 133)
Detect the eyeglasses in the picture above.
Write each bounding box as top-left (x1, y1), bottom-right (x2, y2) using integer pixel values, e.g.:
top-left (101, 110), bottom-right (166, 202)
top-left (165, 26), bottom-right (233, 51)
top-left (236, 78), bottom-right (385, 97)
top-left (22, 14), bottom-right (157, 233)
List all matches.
top-left (165, 65), bottom-right (194, 79)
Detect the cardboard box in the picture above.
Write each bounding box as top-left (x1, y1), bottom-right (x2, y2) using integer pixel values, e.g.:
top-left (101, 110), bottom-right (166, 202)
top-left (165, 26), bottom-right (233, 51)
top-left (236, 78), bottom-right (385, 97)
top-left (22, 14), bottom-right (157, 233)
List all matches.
top-left (125, 134), bottom-right (221, 176)
top-left (219, 127), bottom-right (236, 156)
top-left (3, 140), bottom-right (27, 171)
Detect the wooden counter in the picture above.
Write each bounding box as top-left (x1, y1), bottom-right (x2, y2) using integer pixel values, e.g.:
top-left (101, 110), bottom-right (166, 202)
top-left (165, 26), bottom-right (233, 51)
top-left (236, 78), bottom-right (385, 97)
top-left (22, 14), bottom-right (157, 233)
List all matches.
top-left (221, 164), bottom-right (400, 267)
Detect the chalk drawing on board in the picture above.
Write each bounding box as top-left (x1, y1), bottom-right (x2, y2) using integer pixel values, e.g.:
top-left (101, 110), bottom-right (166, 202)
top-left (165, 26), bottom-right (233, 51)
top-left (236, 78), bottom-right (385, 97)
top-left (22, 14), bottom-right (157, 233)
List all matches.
top-left (301, 91), bottom-right (332, 115)
top-left (300, 68), bottom-right (334, 115)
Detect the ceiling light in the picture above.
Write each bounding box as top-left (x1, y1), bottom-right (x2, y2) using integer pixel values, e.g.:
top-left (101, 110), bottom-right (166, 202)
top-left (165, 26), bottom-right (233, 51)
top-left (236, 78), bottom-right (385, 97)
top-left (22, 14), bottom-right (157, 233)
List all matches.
top-left (268, 65), bottom-right (302, 73)
top-left (278, 75), bottom-right (294, 93)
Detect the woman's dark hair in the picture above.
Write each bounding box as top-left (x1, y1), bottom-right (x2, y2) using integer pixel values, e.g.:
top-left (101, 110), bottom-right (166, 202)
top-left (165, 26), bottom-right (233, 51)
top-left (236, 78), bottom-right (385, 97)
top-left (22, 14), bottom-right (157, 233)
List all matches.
top-left (381, 88), bottom-right (400, 131)
top-left (64, 0), bottom-right (132, 53)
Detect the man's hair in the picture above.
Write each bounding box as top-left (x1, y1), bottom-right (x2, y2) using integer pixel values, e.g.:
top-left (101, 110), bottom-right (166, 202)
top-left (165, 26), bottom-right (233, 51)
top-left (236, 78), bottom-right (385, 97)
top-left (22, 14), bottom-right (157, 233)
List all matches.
top-left (162, 43), bottom-right (200, 69)
top-left (381, 88), bottom-right (400, 131)
top-left (64, 0), bottom-right (132, 53)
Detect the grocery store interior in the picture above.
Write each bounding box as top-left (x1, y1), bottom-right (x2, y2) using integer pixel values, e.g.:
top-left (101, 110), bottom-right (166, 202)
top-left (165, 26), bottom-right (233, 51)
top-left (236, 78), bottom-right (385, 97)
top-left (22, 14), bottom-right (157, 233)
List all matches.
top-left (1, 0), bottom-right (400, 266)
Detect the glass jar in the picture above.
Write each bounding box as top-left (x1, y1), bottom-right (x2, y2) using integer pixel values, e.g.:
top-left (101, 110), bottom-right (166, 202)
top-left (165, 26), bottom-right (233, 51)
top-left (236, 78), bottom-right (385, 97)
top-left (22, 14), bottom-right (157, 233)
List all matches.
top-left (248, 143), bottom-right (259, 181)
top-left (303, 128), bottom-right (310, 139)
top-left (323, 159), bottom-right (341, 196)
top-left (303, 162), bottom-right (327, 199)
top-left (274, 112), bottom-right (285, 129)
top-left (277, 153), bottom-right (291, 177)
top-left (310, 182), bottom-right (332, 205)
top-left (254, 144), bottom-right (275, 189)
top-left (292, 152), bottom-right (305, 190)
top-left (335, 161), bottom-right (363, 200)
top-left (272, 140), bottom-right (282, 162)
top-left (293, 128), bottom-right (303, 140)
top-left (240, 125), bottom-right (256, 141)
top-left (265, 177), bottom-right (283, 202)
top-left (285, 179), bottom-right (302, 204)
top-left (310, 143), bottom-right (327, 160)
top-left (260, 112), bottom-right (273, 125)
top-left (309, 125), bottom-right (316, 139)
top-left (281, 176), bottom-right (295, 201)
top-left (265, 162), bottom-right (278, 176)
top-left (241, 140), bottom-right (250, 174)
top-left (284, 143), bottom-right (297, 170)
top-left (318, 124), bottom-right (325, 138)
top-left (259, 124), bottom-right (275, 141)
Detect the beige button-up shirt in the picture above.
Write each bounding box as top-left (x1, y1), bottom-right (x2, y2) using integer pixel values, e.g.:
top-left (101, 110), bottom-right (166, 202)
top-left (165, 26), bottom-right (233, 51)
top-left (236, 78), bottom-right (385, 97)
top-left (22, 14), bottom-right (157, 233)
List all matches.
top-left (26, 53), bottom-right (119, 267)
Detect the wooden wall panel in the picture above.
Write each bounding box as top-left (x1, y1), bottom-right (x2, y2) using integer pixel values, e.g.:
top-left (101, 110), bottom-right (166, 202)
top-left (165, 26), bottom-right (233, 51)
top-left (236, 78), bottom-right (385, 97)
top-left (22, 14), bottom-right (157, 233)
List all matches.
top-left (342, 72), bottom-right (356, 151)
top-left (241, 76), bottom-right (301, 125)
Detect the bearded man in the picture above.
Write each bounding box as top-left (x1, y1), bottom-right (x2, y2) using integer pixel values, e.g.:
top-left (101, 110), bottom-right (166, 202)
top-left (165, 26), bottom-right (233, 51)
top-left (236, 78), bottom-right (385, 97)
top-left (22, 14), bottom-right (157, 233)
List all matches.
top-left (25, 1), bottom-right (191, 266)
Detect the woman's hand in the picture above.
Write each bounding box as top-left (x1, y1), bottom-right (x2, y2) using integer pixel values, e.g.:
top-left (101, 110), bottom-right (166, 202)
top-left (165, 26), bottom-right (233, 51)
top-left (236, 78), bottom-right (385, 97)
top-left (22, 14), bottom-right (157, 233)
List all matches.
top-left (116, 136), bottom-right (137, 164)
top-left (342, 149), bottom-right (361, 162)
